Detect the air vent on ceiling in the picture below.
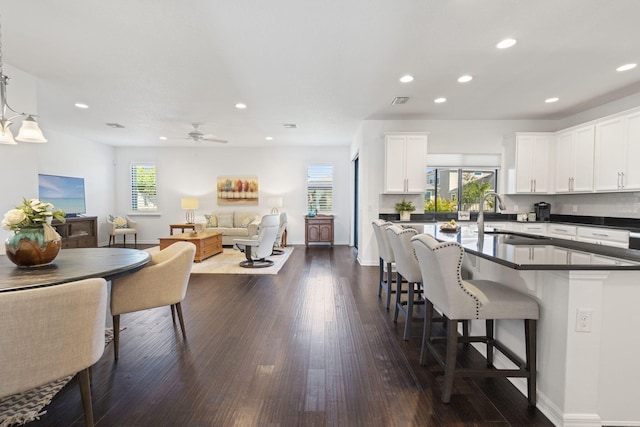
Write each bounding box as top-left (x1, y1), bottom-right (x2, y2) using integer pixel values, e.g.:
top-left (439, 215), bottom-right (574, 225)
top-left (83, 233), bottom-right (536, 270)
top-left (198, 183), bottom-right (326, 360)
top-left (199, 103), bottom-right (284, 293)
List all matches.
top-left (106, 123), bottom-right (125, 128)
top-left (391, 96), bottom-right (410, 105)
top-left (283, 123), bottom-right (297, 129)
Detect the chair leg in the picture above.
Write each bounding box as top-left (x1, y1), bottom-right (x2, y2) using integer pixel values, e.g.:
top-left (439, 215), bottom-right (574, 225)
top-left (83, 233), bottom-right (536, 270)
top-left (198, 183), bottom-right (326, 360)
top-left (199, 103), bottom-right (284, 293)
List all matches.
top-left (486, 319), bottom-right (495, 367)
top-left (123, 235), bottom-right (126, 248)
top-left (385, 262), bottom-right (393, 310)
top-left (393, 273), bottom-right (403, 323)
top-left (420, 299), bottom-right (434, 366)
top-left (170, 304), bottom-right (176, 323)
top-left (378, 258), bottom-right (384, 298)
top-left (403, 281), bottom-right (415, 340)
top-left (175, 302), bottom-right (187, 340)
top-left (442, 318), bottom-right (459, 403)
top-left (525, 319), bottom-right (537, 407)
top-left (108, 235), bottom-right (112, 247)
top-left (113, 315), bottom-right (120, 361)
top-left (78, 368), bottom-right (95, 427)
top-left (134, 233), bottom-right (137, 248)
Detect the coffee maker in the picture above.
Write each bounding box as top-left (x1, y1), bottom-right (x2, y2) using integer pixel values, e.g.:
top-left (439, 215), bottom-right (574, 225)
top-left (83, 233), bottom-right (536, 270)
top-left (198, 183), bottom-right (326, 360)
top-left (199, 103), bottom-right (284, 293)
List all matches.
top-left (534, 202), bottom-right (551, 221)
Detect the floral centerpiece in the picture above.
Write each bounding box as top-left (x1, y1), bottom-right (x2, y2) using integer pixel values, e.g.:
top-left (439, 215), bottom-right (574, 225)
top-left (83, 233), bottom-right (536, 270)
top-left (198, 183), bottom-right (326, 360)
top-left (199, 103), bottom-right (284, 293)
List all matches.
top-left (3, 198), bottom-right (66, 267)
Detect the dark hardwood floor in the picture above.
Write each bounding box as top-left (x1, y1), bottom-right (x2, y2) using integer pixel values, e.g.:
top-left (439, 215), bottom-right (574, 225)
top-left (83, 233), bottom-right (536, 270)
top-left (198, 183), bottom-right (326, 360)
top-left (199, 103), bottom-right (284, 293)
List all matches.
top-left (30, 245), bottom-right (553, 426)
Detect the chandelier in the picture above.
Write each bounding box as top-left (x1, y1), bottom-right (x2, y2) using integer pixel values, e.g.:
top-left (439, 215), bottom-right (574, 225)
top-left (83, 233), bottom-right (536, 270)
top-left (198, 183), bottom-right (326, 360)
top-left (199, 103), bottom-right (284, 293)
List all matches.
top-left (0, 18), bottom-right (46, 145)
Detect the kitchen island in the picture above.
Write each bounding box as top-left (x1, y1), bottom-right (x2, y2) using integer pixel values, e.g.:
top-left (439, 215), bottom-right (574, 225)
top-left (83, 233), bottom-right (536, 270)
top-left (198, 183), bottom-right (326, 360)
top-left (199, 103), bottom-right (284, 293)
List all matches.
top-left (410, 224), bottom-right (640, 427)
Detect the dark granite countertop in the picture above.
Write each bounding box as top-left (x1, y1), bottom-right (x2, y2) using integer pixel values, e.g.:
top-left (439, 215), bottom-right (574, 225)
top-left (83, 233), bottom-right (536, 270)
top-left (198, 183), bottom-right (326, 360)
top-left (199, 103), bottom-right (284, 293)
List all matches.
top-left (403, 224), bottom-right (640, 271)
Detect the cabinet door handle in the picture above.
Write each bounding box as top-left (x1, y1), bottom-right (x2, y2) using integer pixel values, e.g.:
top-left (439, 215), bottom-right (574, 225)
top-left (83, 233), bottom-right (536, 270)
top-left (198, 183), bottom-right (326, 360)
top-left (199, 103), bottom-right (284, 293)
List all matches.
top-left (533, 179), bottom-right (537, 192)
top-left (593, 232), bottom-right (609, 237)
top-left (621, 171), bottom-right (625, 189)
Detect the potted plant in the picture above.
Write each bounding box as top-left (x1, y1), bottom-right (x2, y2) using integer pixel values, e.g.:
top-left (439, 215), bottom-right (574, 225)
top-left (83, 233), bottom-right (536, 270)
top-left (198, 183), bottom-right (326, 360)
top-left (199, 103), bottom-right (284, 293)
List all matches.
top-left (394, 199), bottom-right (416, 221)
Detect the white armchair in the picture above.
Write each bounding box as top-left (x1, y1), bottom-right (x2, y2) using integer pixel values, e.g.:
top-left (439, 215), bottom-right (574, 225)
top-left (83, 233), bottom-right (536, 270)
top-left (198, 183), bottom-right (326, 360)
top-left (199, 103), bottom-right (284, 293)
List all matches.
top-left (234, 213), bottom-right (280, 268)
top-left (273, 212), bottom-right (288, 255)
top-left (107, 215), bottom-right (138, 248)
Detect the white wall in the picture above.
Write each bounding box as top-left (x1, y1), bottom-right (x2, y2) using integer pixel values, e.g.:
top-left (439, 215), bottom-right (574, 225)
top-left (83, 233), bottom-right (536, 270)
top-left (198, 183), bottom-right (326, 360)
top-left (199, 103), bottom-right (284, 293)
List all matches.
top-left (113, 145), bottom-right (351, 246)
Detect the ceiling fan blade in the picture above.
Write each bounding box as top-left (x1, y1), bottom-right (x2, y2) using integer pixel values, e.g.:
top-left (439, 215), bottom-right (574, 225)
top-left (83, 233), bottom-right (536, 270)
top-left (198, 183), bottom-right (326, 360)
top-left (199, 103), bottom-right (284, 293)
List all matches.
top-left (202, 137), bottom-right (228, 143)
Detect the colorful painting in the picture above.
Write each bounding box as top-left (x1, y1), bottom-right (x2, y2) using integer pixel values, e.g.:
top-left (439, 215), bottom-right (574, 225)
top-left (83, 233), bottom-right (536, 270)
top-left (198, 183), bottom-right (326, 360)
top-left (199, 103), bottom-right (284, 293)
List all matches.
top-left (217, 176), bottom-right (259, 205)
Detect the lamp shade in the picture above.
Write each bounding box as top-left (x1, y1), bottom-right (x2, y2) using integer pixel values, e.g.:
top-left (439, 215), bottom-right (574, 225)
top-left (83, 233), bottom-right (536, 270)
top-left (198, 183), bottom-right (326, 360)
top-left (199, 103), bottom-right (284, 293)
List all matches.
top-left (181, 198), bottom-right (199, 209)
top-left (268, 197), bottom-right (283, 208)
top-left (15, 116), bottom-right (47, 143)
top-left (0, 121), bottom-right (16, 145)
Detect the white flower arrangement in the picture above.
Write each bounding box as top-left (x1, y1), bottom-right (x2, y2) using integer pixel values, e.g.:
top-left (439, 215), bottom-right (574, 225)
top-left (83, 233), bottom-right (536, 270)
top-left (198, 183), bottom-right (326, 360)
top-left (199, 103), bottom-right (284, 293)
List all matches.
top-left (2, 198), bottom-right (66, 231)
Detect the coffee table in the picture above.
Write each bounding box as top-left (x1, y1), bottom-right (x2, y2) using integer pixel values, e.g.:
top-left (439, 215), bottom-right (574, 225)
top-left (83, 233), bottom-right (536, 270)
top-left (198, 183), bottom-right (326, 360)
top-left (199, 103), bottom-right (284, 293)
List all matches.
top-left (159, 231), bottom-right (223, 262)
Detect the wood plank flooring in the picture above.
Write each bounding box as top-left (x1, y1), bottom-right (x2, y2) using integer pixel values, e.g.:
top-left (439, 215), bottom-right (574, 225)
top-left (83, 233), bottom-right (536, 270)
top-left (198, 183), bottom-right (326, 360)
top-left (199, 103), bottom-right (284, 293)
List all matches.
top-left (28, 245), bottom-right (553, 426)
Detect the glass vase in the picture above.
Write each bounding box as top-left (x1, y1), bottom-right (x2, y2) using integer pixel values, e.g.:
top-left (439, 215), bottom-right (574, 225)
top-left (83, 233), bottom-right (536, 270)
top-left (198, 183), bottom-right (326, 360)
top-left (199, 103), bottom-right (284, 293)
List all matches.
top-left (4, 226), bottom-right (62, 268)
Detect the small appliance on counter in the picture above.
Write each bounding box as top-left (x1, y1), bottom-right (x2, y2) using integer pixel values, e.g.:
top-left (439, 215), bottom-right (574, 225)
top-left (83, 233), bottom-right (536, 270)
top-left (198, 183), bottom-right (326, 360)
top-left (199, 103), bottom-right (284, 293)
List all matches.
top-left (534, 201), bottom-right (551, 221)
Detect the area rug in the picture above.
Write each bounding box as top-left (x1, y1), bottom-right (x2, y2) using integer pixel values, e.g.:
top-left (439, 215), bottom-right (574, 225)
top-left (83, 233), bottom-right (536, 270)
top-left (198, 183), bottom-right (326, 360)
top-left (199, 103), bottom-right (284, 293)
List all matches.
top-left (145, 246), bottom-right (294, 275)
top-left (0, 328), bottom-right (117, 427)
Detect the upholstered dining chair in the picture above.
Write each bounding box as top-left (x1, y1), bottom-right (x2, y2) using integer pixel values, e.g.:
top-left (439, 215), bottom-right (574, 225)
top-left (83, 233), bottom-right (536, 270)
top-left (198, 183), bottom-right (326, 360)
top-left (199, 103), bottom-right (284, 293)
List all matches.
top-left (371, 219), bottom-right (396, 309)
top-left (0, 278), bottom-right (108, 427)
top-left (273, 212), bottom-right (288, 255)
top-left (385, 224), bottom-right (424, 340)
top-left (234, 213), bottom-right (280, 268)
top-left (110, 241), bottom-right (196, 360)
top-left (411, 234), bottom-right (539, 406)
top-left (107, 215), bottom-right (138, 248)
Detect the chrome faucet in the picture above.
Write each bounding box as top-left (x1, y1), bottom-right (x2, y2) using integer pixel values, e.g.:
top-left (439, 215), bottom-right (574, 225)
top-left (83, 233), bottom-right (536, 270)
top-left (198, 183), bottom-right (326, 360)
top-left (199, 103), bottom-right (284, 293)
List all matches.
top-left (477, 192), bottom-right (506, 244)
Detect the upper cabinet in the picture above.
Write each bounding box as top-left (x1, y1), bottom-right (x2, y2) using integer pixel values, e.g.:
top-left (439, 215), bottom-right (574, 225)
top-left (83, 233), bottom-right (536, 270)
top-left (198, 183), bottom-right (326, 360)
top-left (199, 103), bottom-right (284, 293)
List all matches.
top-left (384, 133), bottom-right (428, 193)
top-left (594, 111), bottom-right (640, 191)
top-left (555, 125), bottom-right (595, 193)
top-left (504, 133), bottom-right (551, 194)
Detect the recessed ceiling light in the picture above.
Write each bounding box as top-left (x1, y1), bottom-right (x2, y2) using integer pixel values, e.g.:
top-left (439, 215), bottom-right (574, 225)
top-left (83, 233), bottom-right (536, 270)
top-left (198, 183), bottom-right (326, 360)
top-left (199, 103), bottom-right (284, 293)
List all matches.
top-left (545, 97), bottom-right (559, 103)
top-left (496, 38), bottom-right (517, 49)
top-left (235, 103), bottom-right (247, 109)
top-left (75, 103), bottom-right (89, 109)
top-left (159, 136), bottom-right (167, 140)
top-left (457, 75), bottom-right (473, 83)
top-left (399, 74), bottom-right (414, 83)
top-left (616, 63), bottom-right (637, 72)
top-left (283, 123), bottom-right (297, 129)
top-left (434, 97), bottom-right (447, 104)
top-left (391, 96), bottom-right (410, 105)
top-left (265, 136), bottom-right (273, 141)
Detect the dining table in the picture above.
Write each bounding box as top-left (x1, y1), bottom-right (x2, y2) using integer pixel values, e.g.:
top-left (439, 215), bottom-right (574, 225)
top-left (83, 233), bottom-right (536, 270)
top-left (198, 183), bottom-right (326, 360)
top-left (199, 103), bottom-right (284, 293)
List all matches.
top-left (0, 247), bottom-right (151, 293)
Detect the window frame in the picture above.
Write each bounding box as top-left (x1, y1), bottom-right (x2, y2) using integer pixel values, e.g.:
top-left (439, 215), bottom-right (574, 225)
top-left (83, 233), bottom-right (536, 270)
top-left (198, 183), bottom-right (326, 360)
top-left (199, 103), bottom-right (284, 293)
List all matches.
top-left (130, 162), bottom-right (158, 212)
top-left (307, 164), bottom-right (334, 214)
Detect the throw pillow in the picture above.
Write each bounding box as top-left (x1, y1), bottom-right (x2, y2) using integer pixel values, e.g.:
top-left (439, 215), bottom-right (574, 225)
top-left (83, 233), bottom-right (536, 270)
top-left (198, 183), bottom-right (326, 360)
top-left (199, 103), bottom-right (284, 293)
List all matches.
top-left (204, 214), bottom-right (218, 228)
top-left (217, 213), bottom-right (233, 228)
top-left (109, 215), bottom-right (128, 229)
top-left (240, 216), bottom-right (255, 228)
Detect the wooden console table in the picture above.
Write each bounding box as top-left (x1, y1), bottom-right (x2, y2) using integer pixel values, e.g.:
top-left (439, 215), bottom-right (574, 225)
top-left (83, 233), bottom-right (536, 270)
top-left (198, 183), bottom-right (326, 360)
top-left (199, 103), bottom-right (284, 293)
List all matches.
top-left (169, 223), bottom-right (196, 235)
top-left (159, 231), bottom-right (223, 262)
top-left (305, 215), bottom-right (334, 247)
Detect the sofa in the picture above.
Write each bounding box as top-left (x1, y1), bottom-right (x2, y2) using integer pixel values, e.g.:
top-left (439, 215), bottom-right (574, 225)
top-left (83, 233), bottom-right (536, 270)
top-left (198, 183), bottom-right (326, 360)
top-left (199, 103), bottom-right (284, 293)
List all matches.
top-left (198, 211), bottom-right (261, 246)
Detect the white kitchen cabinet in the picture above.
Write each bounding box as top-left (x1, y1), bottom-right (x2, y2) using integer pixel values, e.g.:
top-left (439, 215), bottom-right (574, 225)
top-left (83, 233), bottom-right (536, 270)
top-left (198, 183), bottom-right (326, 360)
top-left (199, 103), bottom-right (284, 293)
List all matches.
top-left (504, 133), bottom-right (551, 194)
top-left (384, 133), bottom-right (428, 193)
top-left (520, 223), bottom-right (548, 236)
top-left (576, 226), bottom-right (629, 248)
top-left (594, 112), bottom-right (640, 191)
top-left (547, 224), bottom-right (577, 241)
top-left (555, 125), bottom-right (594, 192)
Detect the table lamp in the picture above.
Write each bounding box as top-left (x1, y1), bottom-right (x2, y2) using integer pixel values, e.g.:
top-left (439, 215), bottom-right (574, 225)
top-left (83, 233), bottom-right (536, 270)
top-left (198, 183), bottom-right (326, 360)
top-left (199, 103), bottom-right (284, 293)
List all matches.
top-left (181, 198), bottom-right (199, 224)
top-left (268, 196), bottom-right (283, 214)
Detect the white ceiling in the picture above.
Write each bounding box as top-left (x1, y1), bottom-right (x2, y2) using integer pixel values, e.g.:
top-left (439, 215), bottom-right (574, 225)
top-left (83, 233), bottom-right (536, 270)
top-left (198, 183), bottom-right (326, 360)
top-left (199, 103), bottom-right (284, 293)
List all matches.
top-left (2, 0), bottom-right (640, 147)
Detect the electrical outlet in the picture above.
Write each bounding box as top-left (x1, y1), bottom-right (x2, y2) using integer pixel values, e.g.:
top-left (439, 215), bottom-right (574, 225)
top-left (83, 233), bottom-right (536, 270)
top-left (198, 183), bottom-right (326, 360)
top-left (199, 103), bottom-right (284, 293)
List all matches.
top-left (576, 308), bottom-right (593, 332)
top-left (572, 205), bottom-right (578, 213)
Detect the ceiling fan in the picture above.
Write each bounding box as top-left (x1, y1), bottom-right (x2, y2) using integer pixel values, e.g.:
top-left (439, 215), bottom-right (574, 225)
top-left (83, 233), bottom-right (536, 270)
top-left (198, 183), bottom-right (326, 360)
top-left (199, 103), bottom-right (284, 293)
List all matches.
top-left (176, 123), bottom-right (228, 143)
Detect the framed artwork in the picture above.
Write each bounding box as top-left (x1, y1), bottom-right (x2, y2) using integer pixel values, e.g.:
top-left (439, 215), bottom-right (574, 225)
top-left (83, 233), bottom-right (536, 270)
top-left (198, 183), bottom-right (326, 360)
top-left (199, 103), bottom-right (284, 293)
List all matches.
top-left (217, 176), bottom-right (259, 205)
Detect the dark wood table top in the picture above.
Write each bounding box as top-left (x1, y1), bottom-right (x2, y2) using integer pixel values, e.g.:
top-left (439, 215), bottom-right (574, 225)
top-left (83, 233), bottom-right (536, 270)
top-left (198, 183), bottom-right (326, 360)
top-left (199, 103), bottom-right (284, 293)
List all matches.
top-left (0, 247), bottom-right (151, 293)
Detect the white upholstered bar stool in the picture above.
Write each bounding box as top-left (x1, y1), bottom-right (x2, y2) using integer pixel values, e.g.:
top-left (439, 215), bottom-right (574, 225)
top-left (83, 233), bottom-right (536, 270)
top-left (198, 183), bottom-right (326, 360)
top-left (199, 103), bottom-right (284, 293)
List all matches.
top-left (371, 219), bottom-right (396, 309)
top-left (411, 234), bottom-right (539, 406)
top-left (386, 225), bottom-right (424, 340)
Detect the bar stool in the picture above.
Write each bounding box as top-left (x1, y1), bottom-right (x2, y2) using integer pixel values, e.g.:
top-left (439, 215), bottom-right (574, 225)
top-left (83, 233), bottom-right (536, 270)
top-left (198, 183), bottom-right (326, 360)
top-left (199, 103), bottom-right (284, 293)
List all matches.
top-left (411, 234), bottom-right (539, 406)
top-left (386, 225), bottom-right (424, 340)
top-left (371, 220), bottom-right (396, 309)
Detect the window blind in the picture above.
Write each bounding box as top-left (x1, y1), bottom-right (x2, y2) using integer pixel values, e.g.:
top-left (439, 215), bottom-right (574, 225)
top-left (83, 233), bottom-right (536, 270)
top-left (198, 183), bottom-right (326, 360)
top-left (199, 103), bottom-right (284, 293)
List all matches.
top-left (130, 163), bottom-right (158, 212)
top-left (307, 164), bottom-right (333, 213)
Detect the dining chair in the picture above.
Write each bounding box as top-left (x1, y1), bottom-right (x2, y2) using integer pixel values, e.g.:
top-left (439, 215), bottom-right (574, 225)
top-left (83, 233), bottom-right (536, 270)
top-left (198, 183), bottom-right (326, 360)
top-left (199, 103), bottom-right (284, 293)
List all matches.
top-left (234, 213), bottom-right (280, 268)
top-left (273, 211), bottom-right (288, 255)
top-left (411, 234), bottom-right (539, 405)
top-left (385, 224), bottom-right (424, 340)
top-left (0, 278), bottom-right (108, 427)
top-left (110, 241), bottom-right (196, 360)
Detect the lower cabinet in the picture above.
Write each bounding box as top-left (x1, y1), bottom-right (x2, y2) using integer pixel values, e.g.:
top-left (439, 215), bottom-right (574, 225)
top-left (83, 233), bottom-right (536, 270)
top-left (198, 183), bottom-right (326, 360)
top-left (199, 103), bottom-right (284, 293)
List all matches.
top-left (305, 215), bottom-right (334, 247)
top-left (52, 216), bottom-right (98, 248)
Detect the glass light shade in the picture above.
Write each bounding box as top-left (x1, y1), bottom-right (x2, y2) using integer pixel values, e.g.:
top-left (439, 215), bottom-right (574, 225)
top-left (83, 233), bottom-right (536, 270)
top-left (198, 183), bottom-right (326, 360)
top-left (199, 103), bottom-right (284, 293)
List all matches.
top-left (0, 121), bottom-right (17, 144)
top-left (181, 198), bottom-right (199, 209)
top-left (15, 116), bottom-right (47, 143)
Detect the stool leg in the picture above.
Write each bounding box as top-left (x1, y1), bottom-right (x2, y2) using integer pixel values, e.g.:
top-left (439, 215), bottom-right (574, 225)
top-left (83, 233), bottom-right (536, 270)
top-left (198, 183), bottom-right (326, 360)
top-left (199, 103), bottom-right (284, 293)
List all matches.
top-left (403, 281), bottom-right (414, 340)
top-left (486, 319), bottom-right (495, 367)
top-left (420, 299), bottom-right (434, 366)
top-left (378, 258), bottom-right (384, 298)
top-left (442, 318), bottom-right (458, 403)
top-left (385, 262), bottom-right (393, 310)
top-left (393, 273), bottom-right (403, 323)
top-left (525, 319), bottom-right (537, 406)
